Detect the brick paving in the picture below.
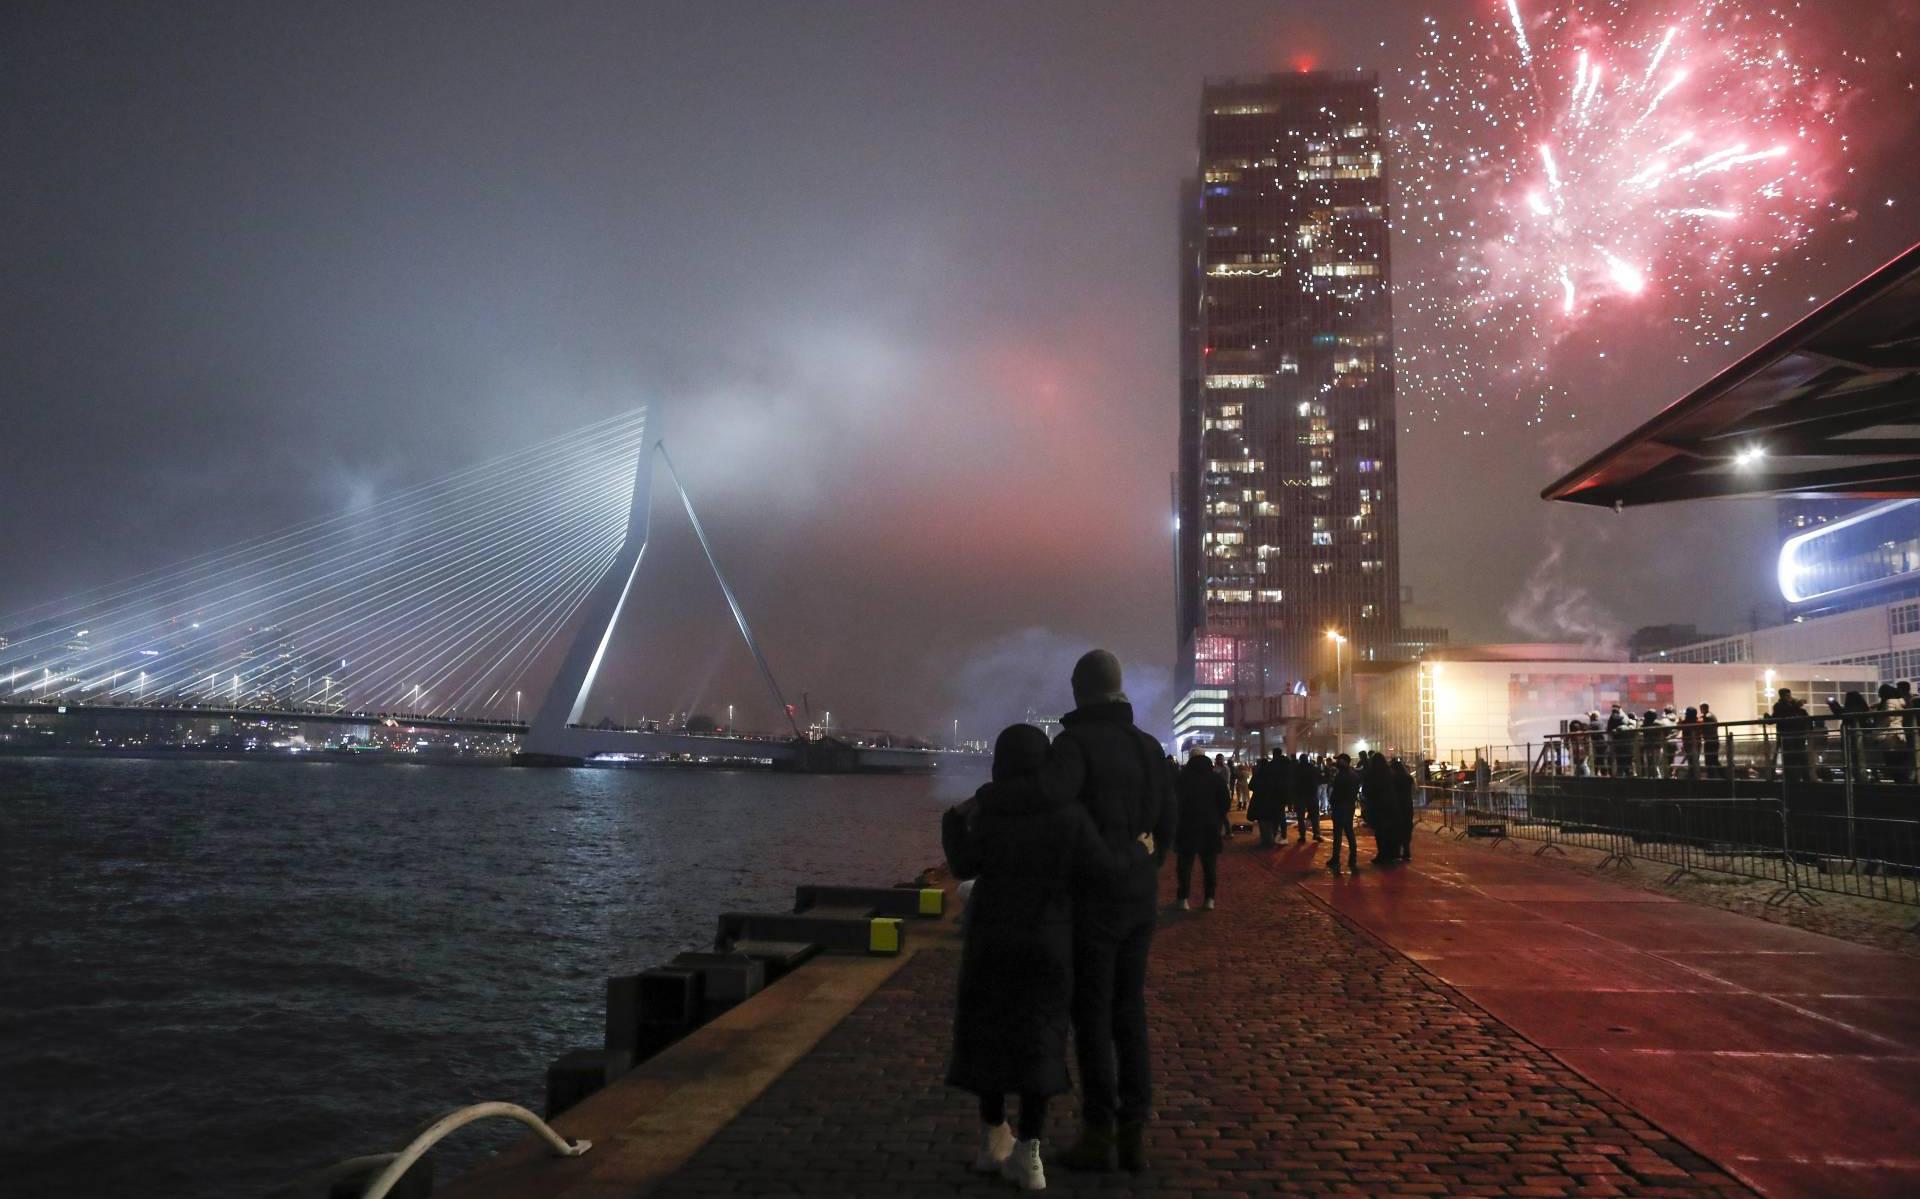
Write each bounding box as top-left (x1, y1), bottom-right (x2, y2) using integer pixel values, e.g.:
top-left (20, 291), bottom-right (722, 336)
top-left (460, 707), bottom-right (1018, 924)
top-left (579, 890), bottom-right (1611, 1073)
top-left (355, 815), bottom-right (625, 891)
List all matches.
top-left (652, 840), bottom-right (1755, 1198)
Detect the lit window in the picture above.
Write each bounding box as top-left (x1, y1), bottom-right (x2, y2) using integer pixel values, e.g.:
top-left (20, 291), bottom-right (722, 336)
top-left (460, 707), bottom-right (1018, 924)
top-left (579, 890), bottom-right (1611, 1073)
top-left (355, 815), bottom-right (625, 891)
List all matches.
top-left (1258, 589), bottom-right (1283, 603)
top-left (1356, 418), bottom-right (1372, 431)
top-left (1312, 532), bottom-right (1333, 546)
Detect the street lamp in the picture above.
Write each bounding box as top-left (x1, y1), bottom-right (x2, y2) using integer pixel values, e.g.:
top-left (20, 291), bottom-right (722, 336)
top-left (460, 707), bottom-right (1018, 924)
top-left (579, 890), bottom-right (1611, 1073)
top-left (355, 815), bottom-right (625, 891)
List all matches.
top-left (953, 718), bottom-right (959, 749)
top-left (1326, 630), bottom-right (1347, 753)
top-left (516, 690), bottom-right (523, 722)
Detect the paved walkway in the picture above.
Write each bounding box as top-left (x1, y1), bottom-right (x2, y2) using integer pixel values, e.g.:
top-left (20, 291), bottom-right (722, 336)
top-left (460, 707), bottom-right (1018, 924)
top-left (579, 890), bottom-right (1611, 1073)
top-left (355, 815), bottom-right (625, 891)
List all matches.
top-left (1310, 831), bottom-right (1920, 1199)
top-left (644, 820), bottom-right (1909, 1198)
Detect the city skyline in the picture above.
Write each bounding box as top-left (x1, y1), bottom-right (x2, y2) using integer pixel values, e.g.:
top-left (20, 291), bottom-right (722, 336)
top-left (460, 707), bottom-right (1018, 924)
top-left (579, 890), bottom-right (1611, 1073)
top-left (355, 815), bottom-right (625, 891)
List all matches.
top-left (3, 2), bottom-right (1916, 740)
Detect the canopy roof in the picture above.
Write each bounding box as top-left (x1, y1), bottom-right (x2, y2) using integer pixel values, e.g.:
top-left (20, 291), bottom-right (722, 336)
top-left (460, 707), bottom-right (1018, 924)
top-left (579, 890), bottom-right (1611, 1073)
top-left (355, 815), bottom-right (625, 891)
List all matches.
top-left (1543, 242), bottom-right (1920, 508)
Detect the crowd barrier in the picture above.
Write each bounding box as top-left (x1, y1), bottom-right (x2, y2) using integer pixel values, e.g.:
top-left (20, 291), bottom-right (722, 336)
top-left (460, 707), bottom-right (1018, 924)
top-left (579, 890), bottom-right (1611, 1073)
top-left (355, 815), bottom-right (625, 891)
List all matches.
top-left (1421, 716), bottom-right (1920, 909)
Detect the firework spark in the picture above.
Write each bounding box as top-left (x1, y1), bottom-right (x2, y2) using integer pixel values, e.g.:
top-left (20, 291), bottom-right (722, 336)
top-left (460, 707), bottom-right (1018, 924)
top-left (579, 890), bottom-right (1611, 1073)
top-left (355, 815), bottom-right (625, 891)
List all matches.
top-left (1394, 0), bottom-right (1854, 428)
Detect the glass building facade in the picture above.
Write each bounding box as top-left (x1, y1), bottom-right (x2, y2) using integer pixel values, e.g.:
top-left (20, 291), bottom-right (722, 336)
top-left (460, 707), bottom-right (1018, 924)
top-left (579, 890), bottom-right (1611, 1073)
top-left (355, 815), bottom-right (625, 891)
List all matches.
top-left (1174, 71), bottom-right (1401, 721)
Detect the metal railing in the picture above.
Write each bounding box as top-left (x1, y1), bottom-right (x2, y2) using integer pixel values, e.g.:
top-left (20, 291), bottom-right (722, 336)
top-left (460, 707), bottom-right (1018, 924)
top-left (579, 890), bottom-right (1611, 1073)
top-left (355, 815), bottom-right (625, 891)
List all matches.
top-left (1420, 715), bottom-right (1920, 910)
top-left (272, 1101), bottom-right (590, 1198)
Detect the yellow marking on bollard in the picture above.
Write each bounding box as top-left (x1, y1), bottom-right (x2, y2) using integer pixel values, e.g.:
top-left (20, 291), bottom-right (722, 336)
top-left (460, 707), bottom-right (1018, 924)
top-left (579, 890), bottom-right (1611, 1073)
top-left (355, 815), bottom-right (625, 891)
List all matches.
top-left (868, 918), bottom-right (902, 954)
top-left (918, 888), bottom-right (945, 917)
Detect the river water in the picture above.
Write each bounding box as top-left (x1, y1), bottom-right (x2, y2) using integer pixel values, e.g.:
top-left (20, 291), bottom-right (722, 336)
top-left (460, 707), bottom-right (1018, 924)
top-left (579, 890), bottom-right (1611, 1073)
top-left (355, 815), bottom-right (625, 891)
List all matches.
top-left (0, 757), bottom-right (977, 1198)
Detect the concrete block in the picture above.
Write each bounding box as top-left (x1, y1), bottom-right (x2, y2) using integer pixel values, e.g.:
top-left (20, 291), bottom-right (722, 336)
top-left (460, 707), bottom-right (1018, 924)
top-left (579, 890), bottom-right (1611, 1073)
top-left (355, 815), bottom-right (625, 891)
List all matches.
top-left (715, 912), bottom-right (907, 956)
top-left (545, 1048), bottom-right (607, 1119)
top-left (670, 951), bottom-right (768, 1012)
top-left (793, 884), bottom-right (946, 918)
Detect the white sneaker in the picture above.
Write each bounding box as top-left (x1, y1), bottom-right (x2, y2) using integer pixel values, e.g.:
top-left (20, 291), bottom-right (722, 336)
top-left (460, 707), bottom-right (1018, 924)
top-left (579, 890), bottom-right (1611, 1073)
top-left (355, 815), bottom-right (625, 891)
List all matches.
top-left (1001, 1137), bottom-right (1046, 1190)
top-left (1177, 898), bottom-right (1190, 911)
top-left (973, 1122), bottom-right (1014, 1172)
top-left (1204, 898), bottom-right (1217, 911)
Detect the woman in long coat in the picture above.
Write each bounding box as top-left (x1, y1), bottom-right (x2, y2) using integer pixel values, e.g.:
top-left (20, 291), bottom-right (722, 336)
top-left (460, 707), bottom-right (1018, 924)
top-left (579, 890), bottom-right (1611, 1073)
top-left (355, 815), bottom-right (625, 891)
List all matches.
top-left (942, 724), bottom-right (1142, 1190)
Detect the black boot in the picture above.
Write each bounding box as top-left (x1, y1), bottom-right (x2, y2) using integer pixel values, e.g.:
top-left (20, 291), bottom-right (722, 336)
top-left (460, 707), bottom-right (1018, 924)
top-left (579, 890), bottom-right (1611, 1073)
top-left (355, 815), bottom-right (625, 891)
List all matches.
top-left (1057, 1114), bottom-right (1116, 1172)
top-left (1117, 1121), bottom-right (1149, 1173)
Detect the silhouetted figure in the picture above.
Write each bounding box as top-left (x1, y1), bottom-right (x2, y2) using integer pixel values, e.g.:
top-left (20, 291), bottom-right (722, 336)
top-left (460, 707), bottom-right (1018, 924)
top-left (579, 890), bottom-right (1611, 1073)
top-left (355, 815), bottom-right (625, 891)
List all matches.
top-left (1327, 754), bottom-right (1360, 874)
top-left (1873, 684), bottom-right (1910, 784)
top-left (1361, 750), bottom-right (1396, 864)
top-left (1679, 707), bottom-right (1702, 779)
top-left (1700, 702), bottom-right (1721, 778)
top-left (1606, 703), bottom-right (1630, 776)
top-left (1248, 750), bottom-right (1285, 847)
top-left (1773, 688), bottom-right (1812, 783)
top-left (1015, 649), bottom-right (1175, 1175)
top-left (1391, 756), bottom-right (1415, 862)
top-left (943, 724), bottom-right (1145, 1187)
top-left (1174, 748), bottom-right (1229, 909)
top-left (1292, 753), bottom-right (1321, 842)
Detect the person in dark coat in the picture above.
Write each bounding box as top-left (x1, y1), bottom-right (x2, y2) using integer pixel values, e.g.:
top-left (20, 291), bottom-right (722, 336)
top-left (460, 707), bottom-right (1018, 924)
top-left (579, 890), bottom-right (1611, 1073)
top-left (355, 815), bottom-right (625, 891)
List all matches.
top-left (1700, 702), bottom-right (1721, 779)
top-left (1290, 753), bottom-right (1320, 842)
top-left (1327, 753), bottom-right (1360, 873)
top-left (1774, 688), bottom-right (1813, 782)
top-left (1390, 756), bottom-right (1415, 862)
top-left (997, 649), bottom-right (1175, 1175)
top-left (1247, 750), bottom-right (1285, 847)
top-left (1606, 703), bottom-right (1631, 776)
top-left (1175, 749), bottom-right (1230, 908)
top-left (1361, 751), bottom-right (1396, 863)
top-left (943, 723), bottom-right (1146, 1189)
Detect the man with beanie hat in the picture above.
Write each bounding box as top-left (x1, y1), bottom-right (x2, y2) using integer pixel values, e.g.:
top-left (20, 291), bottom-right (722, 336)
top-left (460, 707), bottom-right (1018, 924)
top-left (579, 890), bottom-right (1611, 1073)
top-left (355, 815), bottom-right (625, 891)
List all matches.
top-left (990, 648), bottom-right (1175, 1175)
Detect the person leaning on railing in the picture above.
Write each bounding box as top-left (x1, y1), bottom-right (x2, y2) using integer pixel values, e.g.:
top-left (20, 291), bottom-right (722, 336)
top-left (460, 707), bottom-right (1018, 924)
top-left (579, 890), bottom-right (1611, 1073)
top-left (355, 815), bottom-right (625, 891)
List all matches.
top-left (1771, 688), bottom-right (1813, 784)
top-left (1872, 684), bottom-right (1911, 785)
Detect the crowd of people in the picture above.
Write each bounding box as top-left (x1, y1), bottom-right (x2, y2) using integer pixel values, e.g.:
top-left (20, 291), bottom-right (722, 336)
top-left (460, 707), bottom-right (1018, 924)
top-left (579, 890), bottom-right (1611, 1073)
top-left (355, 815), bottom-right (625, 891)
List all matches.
top-left (1766, 684), bottom-right (1916, 785)
top-left (1560, 701), bottom-right (1725, 779)
top-left (1554, 682), bottom-right (1917, 785)
top-left (940, 648), bottom-right (1422, 1190)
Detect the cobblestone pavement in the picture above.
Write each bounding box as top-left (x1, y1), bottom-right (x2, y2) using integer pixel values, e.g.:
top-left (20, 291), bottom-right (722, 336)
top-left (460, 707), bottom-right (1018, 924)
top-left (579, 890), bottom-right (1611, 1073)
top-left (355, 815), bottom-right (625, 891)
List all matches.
top-left (652, 840), bottom-right (1755, 1198)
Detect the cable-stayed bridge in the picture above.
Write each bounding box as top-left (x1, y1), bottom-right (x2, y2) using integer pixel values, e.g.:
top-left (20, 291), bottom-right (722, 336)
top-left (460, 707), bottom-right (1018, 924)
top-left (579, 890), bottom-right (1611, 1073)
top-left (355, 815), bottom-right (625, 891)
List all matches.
top-left (0, 410), bottom-right (965, 771)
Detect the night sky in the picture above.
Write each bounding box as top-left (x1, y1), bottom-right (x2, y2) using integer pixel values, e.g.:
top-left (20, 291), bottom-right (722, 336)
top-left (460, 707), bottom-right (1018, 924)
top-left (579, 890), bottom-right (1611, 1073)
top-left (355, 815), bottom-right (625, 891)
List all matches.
top-left (4, 1), bottom-right (1916, 741)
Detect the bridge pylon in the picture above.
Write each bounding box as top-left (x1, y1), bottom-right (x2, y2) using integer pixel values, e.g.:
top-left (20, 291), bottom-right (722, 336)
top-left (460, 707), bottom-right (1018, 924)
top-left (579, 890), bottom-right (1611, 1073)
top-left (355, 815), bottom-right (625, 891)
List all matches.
top-left (518, 438), bottom-right (800, 765)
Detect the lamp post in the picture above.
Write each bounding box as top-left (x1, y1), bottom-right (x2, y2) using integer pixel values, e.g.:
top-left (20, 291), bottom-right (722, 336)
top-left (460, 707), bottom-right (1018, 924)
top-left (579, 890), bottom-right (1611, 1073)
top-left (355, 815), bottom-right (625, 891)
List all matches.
top-left (516, 689), bottom-right (523, 722)
top-left (1326, 630), bottom-right (1347, 753)
top-left (953, 718), bottom-right (959, 749)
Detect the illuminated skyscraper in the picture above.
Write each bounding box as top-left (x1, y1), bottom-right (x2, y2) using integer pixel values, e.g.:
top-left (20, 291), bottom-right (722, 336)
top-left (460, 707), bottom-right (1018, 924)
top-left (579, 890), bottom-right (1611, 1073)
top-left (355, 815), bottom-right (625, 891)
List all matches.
top-left (1174, 71), bottom-right (1400, 748)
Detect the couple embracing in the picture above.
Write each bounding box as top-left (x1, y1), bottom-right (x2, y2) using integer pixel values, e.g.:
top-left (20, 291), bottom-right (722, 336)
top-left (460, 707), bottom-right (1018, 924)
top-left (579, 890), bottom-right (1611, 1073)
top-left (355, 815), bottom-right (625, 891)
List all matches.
top-left (940, 649), bottom-right (1176, 1191)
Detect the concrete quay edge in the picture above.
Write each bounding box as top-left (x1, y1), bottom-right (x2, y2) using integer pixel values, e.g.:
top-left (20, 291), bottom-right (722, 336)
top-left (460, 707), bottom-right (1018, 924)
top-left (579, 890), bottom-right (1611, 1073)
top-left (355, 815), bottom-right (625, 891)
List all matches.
top-left (436, 893), bottom-right (960, 1199)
